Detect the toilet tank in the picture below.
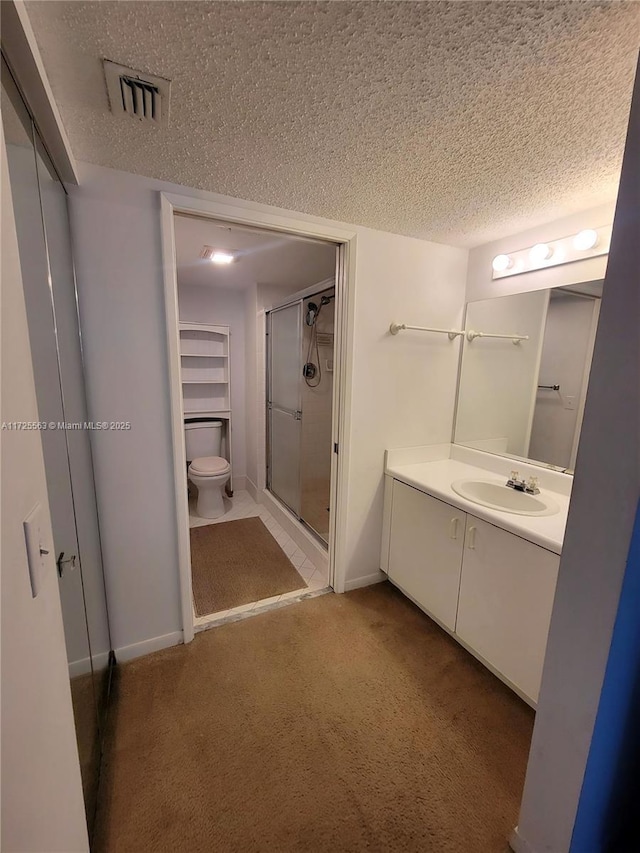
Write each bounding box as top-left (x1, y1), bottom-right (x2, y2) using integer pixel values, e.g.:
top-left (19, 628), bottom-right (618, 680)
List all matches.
top-left (184, 420), bottom-right (223, 462)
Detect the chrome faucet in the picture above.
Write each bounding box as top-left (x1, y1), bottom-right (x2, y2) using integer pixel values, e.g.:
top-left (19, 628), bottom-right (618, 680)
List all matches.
top-left (506, 470), bottom-right (540, 495)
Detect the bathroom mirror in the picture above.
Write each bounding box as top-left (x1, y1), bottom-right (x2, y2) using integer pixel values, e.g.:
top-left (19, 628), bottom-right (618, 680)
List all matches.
top-left (453, 281), bottom-right (602, 472)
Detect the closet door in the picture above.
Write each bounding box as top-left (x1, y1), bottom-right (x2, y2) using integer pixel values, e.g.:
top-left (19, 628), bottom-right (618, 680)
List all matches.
top-left (267, 301), bottom-right (303, 514)
top-left (34, 137), bottom-right (112, 717)
top-left (2, 58), bottom-right (112, 835)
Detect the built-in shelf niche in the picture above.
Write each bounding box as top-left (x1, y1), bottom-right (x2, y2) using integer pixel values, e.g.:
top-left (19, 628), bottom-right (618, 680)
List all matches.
top-left (179, 322), bottom-right (231, 413)
top-left (180, 359), bottom-right (228, 382)
top-left (179, 325), bottom-right (228, 356)
top-left (182, 383), bottom-right (230, 413)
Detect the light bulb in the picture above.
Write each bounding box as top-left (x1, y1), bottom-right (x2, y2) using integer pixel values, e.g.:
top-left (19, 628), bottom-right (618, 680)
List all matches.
top-left (211, 252), bottom-right (235, 265)
top-left (529, 243), bottom-right (553, 265)
top-left (492, 254), bottom-right (512, 273)
top-left (572, 229), bottom-right (598, 251)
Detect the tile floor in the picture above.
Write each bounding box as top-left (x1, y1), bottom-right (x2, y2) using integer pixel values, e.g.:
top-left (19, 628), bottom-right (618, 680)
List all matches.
top-left (189, 489), bottom-right (330, 630)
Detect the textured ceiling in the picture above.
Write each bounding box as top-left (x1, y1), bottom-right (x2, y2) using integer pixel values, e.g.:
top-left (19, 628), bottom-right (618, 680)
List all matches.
top-left (25, 1), bottom-right (640, 247)
top-left (175, 214), bottom-right (336, 290)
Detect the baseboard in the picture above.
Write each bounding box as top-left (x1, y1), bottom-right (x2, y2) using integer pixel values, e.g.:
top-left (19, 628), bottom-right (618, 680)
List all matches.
top-left (114, 630), bottom-right (183, 664)
top-left (68, 649), bottom-right (110, 679)
top-left (509, 827), bottom-right (536, 853)
top-left (231, 474), bottom-right (247, 493)
top-left (344, 570), bottom-right (387, 592)
top-left (246, 477), bottom-right (259, 503)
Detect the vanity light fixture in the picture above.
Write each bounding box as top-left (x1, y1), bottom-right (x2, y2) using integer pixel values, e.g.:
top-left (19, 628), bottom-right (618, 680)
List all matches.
top-left (211, 251), bottom-right (235, 265)
top-left (529, 243), bottom-right (553, 264)
top-left (572, 229), bottom-right (599, 251)
top-left (492, 254), bottom-right (513, 273)
top-left (491, 224), bottom-right (611, 280)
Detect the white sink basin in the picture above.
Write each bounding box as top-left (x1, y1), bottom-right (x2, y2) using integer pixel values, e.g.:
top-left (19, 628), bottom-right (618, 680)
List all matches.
top-left (451, 479), bottom-right (560, 517)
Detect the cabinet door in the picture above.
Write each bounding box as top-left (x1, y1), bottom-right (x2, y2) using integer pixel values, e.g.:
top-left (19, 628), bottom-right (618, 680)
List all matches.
top-left (388, 481), bottom-right (465, 631)
top-left (456, 516), bottom-right (560, 703)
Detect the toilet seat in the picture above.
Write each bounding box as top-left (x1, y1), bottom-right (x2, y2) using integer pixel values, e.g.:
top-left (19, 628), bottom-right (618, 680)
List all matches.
top-left (189, 455), bottom-right (230, 476)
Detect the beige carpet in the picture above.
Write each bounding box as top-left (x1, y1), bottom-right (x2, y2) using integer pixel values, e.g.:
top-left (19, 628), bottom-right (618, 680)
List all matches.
top-left (190, 517), bottom-right (306, 615)
top-left (94, 583), bottom-right (533, 852)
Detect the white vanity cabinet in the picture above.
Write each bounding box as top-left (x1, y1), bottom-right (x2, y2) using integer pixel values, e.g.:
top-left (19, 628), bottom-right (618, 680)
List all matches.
top-left (456, 516), bottom-right (559, 703)
top-left (387, 481), bottom-right (466, 631)
top-left (384, 477), bottom-right (560, 705)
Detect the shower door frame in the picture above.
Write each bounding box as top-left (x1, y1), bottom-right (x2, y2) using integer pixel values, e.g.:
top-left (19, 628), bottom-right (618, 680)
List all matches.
top-left (160, 192), bottom-right (357, 642)
top-left (266, 299), bottom-right (304, 519)
top-left (266, 278), bottom-right (337, 544)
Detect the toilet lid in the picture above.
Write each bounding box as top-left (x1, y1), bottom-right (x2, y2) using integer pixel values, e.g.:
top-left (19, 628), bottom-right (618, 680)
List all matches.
top-left (190, 456), bottom-right (230, 475)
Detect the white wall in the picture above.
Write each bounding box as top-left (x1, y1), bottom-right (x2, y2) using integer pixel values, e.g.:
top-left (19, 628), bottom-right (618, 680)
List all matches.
top-left (67, 162), bottom-right (468, 649)
top-left (257, 281), bottom-right (308, 310)
top-left (512, 68), bottom-right (639, 853)
top-left (455, 290), bottom-right (549, 457)
top-left (177, 283), bottom-right (247, 480)
top-left (466, 202), bottom-right (615, 303)
top-left (343, 228), bottom-right (468, 585)
top-left (1, 126), bottom-right (89, 853)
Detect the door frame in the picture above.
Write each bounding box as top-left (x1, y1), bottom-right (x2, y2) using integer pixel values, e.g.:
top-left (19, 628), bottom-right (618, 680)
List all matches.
top-left (160, 192), bottom-right (357, 642)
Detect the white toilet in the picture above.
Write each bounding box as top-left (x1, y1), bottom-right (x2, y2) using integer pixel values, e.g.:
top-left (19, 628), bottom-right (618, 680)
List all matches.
top-left (184, 420), bottom-right (231, 519)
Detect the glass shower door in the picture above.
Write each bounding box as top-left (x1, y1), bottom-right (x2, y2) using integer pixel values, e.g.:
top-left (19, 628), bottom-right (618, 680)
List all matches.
top-left (299, 287), bottom-right (335, 544)
top-left (268, 302), bottom-right (303, 515)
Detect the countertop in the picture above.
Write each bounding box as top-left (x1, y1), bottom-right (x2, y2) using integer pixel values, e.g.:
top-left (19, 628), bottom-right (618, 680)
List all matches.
top-left (386, 457), bottom-right (569, 554)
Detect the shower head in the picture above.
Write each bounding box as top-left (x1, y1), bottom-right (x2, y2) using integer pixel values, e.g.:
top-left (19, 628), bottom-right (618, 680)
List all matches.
top-left (305, 302), bottom-right (319, 326)
top-left (320, 294), bottom-right (335, 306)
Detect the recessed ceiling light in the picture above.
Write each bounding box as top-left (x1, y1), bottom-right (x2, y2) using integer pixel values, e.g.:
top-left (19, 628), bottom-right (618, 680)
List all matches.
top-left (529, 243), bottom-right (553, 264)
top-left (572, 229), bottom-right (599, 251)
top-left (492, 254), bottom-right (513, 273)
top-left (211, 252), bottom-right (235, 265)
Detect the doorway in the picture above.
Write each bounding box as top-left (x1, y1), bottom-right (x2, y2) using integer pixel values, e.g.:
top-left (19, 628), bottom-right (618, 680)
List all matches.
top-left (161, 197), bottom-right (354, 638)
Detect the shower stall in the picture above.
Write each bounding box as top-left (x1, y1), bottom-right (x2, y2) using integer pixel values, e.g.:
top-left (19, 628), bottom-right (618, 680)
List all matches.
top-left (266, 282), bottom-right (336, 546)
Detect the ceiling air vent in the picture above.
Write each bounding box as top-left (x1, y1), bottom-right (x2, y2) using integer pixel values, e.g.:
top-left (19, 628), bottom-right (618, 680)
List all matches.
top-left (103, 59), bottom-right (170, 126)
top-left (199, 246), bottom-right (216, 260)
